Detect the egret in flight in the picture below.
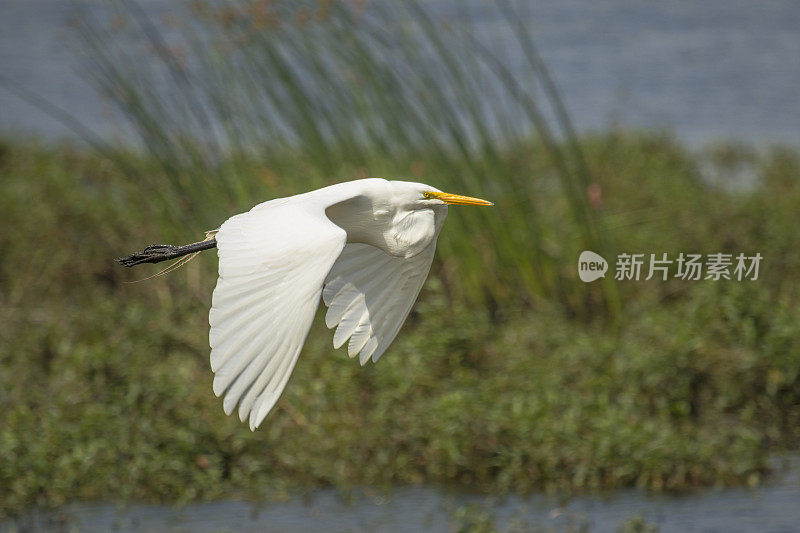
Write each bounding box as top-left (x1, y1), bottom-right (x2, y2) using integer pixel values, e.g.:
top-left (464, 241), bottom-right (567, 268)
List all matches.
top-left (119, 178), bottom-right (492, 430)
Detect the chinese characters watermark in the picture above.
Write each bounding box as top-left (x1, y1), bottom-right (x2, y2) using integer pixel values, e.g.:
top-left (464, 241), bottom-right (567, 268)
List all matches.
top-left (579, 251), bottom-right (761, 282)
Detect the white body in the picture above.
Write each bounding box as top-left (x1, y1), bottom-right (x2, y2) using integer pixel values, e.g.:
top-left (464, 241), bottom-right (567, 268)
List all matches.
top-left (209, 179), bottom-right (449, 430)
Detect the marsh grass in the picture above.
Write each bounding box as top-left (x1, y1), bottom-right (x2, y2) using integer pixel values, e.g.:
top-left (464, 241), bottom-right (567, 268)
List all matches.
top-left (73, 0), bottom-right (618, 316)
top-left (1, 135), bottom-right (799, 515)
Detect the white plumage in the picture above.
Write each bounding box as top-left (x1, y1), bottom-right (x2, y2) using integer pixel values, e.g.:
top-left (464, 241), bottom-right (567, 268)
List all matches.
top-left (207, 178), bottom-right (491, 430)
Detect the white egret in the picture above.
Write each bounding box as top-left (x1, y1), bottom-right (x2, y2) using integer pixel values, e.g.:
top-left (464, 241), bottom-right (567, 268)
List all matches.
top-left (119, 178), bottom-right (492, 430)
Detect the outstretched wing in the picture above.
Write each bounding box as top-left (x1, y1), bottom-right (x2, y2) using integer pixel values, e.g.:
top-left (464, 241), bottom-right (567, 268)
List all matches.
top-left (322, 241), bottom-right (437, 365)
top-left (209, 202), bottom-right (347, 430)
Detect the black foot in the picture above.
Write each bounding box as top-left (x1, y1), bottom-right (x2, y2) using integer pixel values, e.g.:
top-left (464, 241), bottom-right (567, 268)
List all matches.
top-left (117, 244), bottom-right (181, 267)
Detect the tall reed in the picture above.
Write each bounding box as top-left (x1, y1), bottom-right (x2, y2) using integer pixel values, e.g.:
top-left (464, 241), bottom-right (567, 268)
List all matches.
top-left (74, 0), bottom-right (619, 317)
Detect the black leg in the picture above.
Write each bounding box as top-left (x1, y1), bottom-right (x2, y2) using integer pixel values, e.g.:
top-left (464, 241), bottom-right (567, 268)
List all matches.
top-left (117, 238), bottom-right (217, 267)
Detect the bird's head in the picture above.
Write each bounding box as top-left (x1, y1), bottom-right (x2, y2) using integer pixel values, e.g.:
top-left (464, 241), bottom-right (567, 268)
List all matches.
top-left (389, 181), bottom-right (494, 210)
top-left (334, 179), bottom-right (493, 258)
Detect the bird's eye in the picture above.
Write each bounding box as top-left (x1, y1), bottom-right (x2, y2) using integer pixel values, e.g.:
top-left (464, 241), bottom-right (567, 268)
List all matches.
top-left (423, 191), bottom-right (433, 199)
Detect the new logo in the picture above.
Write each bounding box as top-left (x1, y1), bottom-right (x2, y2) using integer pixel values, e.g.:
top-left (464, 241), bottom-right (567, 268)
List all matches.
top-left (578, 251), bottom-right (608, 282)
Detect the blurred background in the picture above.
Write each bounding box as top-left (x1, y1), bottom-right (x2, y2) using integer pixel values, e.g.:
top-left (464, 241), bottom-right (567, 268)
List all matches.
top-left (1, 1), bottom-right (799, 531)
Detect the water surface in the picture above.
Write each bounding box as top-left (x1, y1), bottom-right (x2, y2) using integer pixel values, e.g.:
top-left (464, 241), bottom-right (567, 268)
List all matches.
top-left (6, 458), bottom-right (799, 532)
top-left (1, 0), bottom-right (799, 144)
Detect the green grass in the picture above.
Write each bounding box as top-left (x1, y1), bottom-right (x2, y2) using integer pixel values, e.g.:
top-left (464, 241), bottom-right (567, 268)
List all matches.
top-left (1, 133), bottom-right (799, 516)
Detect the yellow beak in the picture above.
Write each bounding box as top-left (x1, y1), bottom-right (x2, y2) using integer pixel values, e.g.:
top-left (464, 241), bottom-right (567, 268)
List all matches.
top-left (428, 191), bottom-right (494, 206)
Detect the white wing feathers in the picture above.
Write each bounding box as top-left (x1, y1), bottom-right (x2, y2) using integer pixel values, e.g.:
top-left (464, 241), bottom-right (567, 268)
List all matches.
top-left (209, 193), bottom-right (438, 430)
top-left (322, 242), bottom-right (436, 365)
top-left (209, 203), bottom-right (347, 430)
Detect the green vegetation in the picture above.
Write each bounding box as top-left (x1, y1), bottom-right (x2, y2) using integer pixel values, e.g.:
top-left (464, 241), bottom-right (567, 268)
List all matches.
top-left (0, 0), bottom-right (798, 523)
top-left (1, 133), bottom-right (799, 517)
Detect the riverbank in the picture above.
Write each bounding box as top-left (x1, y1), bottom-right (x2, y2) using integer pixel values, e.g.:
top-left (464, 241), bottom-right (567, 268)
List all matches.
top-left (1, 133), bottom-right (799, 517)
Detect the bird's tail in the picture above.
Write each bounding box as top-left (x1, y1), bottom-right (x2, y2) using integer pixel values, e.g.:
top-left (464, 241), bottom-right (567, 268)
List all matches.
top-left (116, 231), bottom-right (218, 282)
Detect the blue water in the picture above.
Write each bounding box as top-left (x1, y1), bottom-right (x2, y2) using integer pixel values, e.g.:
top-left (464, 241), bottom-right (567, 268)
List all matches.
top-left (1, 0), bottom-right (799, 145)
